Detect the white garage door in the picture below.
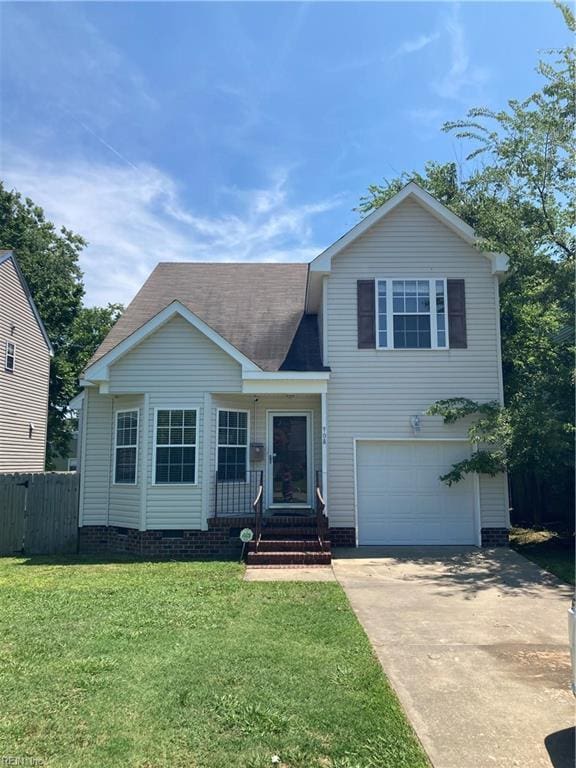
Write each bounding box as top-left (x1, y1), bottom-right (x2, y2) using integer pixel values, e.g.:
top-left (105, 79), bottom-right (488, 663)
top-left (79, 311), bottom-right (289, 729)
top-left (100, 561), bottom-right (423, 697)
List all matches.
top-left (357, 441), bottom-right (477, 545)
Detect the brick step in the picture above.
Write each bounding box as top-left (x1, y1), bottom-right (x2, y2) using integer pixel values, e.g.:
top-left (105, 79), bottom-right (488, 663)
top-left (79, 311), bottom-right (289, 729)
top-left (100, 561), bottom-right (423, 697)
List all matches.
top-left (263, 517), bottom-right (315, 526)
top-left (247, 550), bottom-right (332, 566)
top-left (250, 539), bottom-right (330, 552)
top-left (260, 527), bottom-right (318, 538)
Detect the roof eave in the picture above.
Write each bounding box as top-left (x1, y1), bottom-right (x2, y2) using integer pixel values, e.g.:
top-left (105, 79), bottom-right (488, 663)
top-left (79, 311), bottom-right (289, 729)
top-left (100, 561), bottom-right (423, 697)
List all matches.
top-left (309, 182), bottom-right (479, 274)
top-left (82, 300), bottom-right (262, 384)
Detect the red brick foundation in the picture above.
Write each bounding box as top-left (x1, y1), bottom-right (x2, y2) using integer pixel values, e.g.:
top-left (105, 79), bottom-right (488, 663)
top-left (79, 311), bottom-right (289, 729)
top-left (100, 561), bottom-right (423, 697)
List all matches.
top-left (328, 527), bottom-right (356, 547)
top-left (79, 517), bottom-right (257, 558)
top-left (79, 518), bottom-right (359, 558)
top-left (80, 523), bottom-right (501, 555)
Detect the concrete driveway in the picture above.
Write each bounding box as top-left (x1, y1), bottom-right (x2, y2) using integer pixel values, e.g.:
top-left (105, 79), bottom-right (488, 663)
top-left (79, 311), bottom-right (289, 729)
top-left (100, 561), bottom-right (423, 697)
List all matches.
top-left (333, 547), bottom-right (575, 768)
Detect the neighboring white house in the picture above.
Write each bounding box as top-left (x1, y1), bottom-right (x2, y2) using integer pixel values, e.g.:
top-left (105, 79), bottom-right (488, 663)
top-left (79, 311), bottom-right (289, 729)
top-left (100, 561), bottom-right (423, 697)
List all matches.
top-left (76, 183), bottom-right (510, 557)
top-left (0, 251), bottom-right (53, 471)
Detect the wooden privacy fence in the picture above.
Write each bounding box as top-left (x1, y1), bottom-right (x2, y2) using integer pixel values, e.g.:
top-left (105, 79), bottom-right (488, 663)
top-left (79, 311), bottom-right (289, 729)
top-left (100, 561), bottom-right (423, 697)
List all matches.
top-left (0, 472), bottom-right (79, 555)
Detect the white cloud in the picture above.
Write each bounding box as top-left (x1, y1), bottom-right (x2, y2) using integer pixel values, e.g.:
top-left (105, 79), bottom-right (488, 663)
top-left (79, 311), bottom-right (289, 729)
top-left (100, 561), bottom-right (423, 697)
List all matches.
top-left (392, 32), bottom-right (439, 58)
top-left (0, 151), bottom-right (340, 307)
top-left (432, 5), bottom-right (489, 101)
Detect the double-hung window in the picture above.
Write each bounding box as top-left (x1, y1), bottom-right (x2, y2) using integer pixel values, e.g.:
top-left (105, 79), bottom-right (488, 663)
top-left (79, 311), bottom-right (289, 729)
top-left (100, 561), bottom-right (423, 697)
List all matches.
top-left (154, 409), bottom-right (197, 484)
top-left (5, 341), bottom-right (15, 372)
top-left (377, 279), bottom-right (448, 349)
top-left (114, 410), bottom-right (138, 484)
top-left (217, 410), bottom-right (248, 481)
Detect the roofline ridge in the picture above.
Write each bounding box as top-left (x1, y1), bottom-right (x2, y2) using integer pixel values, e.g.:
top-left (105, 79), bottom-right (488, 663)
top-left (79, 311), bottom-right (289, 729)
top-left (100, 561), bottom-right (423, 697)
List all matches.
top-left (155, 260), bottom-right (311, 266)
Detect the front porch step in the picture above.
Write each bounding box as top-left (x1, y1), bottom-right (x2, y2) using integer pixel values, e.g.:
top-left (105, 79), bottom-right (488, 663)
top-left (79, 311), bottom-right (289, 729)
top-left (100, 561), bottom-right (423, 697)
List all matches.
top-left (247, 550), bottom-right (332, 566)
top-left (250, 539), bottom-right (330, 553)
top-left (260, 527), bottom-right (318, 538)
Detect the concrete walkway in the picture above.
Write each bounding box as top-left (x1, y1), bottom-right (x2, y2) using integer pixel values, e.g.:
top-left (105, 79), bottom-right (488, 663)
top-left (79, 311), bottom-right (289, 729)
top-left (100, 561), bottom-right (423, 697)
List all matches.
top-left (333, 547), bottom-right (575, 768)
top-left (244, 565), bottom-right (335, 581)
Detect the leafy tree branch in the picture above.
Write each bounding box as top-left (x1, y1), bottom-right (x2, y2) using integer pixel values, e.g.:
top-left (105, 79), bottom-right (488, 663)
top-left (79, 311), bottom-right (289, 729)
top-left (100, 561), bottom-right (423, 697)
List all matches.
top-left (425, 399), bottom-right (509, 485)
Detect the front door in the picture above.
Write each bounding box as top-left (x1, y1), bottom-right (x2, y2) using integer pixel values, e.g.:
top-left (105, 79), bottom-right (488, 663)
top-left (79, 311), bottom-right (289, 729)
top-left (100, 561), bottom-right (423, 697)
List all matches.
top-left (268, 413), bottom-right (311, 507)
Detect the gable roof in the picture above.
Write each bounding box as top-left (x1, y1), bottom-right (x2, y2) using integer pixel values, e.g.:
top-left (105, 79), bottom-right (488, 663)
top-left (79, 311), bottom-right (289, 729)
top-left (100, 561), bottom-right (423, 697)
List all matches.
top-left (310, 181), bottom-right (491, 272)
top-left (305, 181), bottom-right (508, 311)
top-left (88, 262), bottom-right (311, 373)
top-left (0, 250), bottom-right (54, 355)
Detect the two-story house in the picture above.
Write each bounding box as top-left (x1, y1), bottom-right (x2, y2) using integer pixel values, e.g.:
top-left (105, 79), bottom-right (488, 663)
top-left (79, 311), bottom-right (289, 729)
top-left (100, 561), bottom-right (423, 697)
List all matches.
top-left (76, 183), bottom-right (510, 561)
top-left (0, 251), bottom-right (53, 471)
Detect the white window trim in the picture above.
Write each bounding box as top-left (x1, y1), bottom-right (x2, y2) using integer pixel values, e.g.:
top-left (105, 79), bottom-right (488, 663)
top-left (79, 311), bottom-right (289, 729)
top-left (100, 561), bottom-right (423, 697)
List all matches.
top-left (215, 408), bottom-right (250, 483)
top-left (375, 278), bottom-right (449, 350)
top-left (5, 340), bottom-right (15, 371)
top-left (113, 409), bottom-right (139, 485)
top-left (152, 407), bottom-right (199, 486)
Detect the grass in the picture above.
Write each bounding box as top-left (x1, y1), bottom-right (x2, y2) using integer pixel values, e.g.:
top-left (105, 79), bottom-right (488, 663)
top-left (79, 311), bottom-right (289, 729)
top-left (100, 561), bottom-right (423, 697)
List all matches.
top-left (510, 527), bottom-right (575, 585)
top-left (0, 557), bottom-right (428, 768)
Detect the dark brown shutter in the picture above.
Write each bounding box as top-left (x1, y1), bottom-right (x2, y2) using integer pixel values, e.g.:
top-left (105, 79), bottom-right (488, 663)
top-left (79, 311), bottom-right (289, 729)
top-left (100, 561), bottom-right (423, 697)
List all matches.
top-left (447, 279), bottom-right (467, 348)
top-left (357, 280), bottom-right (376, 349)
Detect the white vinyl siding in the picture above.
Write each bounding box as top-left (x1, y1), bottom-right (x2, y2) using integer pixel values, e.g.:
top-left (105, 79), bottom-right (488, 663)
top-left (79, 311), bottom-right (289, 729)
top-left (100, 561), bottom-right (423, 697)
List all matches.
top-left (325, 197), bottom-right (508, 531)
top-left (0, 258), bottom-right (51, 471)
top-left (107, 315), bottom-right (242, 395)
top-left (80, 388), bottom-right (113, 525)
top-left (103, 315), bottom-right (243, 530)
top-left (80, 315), bottom-right (241, 531)
top-left (479, 473), bottom-right (510, 528)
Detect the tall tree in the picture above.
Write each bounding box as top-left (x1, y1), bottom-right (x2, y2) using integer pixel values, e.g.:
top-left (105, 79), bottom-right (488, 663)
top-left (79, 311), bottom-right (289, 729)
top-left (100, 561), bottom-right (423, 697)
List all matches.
top-left (359, 5), bottom-right (575, 523)
top-left (0, 184), bottom-right (122, 465)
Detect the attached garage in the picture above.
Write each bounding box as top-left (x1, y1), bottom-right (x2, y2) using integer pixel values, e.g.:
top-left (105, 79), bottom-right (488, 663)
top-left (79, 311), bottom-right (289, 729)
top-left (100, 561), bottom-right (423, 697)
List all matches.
top-left (356, 440), bottom-right (479, 546)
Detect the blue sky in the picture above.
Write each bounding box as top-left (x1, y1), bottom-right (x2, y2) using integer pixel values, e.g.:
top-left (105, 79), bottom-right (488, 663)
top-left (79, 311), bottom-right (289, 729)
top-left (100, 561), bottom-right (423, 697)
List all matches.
top-left (0, 1), bottom-right (570, 307)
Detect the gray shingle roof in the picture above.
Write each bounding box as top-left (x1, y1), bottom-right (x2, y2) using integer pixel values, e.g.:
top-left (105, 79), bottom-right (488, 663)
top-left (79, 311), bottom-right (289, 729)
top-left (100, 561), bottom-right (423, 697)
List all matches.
top-left (88, 262), bottom-right (316, 372)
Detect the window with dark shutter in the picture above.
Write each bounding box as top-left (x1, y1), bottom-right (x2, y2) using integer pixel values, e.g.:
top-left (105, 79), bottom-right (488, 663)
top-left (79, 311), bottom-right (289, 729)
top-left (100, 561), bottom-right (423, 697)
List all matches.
top-left (447, 279), bottom-right (467, 348)
top-left (357, 280), bottom-right (376, 348)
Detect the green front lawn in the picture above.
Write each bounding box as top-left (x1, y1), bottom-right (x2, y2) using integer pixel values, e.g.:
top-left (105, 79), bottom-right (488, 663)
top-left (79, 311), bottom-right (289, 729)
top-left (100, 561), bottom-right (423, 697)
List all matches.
top-left (0, 557), bottom-right (428, 768)
top-left (510, 527), bottom-right (575, 585)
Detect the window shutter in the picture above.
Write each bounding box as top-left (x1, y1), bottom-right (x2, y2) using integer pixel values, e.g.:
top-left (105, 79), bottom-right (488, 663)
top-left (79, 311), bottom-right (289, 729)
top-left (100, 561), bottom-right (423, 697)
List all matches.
top-left (447, 279), bottom-right (467, 348)
top-left (357, 280), bottom-right (376, 349)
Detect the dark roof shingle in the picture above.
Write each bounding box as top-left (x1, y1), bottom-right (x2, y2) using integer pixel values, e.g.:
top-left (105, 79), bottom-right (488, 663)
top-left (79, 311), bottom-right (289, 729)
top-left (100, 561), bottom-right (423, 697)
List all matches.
top-left (88, 262), bottom-right (317, 372)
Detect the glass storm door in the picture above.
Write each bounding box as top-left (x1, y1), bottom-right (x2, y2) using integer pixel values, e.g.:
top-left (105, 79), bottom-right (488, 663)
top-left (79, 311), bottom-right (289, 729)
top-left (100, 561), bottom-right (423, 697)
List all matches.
top-left (269, 414), bottom-right (310, 506)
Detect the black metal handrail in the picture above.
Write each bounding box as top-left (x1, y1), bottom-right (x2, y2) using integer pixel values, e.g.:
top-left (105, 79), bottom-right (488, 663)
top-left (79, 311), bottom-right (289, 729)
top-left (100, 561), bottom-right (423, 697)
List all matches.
top-left (315, 469), bottom-right (327, 550)
top-left (213, 470), bottom-right (262, 518)
top-left (253, 479), bottom-right (263, 548)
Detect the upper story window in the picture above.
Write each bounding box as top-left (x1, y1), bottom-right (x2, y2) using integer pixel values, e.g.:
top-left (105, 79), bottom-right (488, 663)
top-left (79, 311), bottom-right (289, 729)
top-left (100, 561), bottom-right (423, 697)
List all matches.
top-left (217, 409), bottom-right (248, 481)
top-left (376, 279), bottom-right (448, 349)
top-left (114, 410), bottom-right (138, 484)
top-left (5, 341), bottom-right (15, 371)
top-left (154, 409), bottom-right (197, 484)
